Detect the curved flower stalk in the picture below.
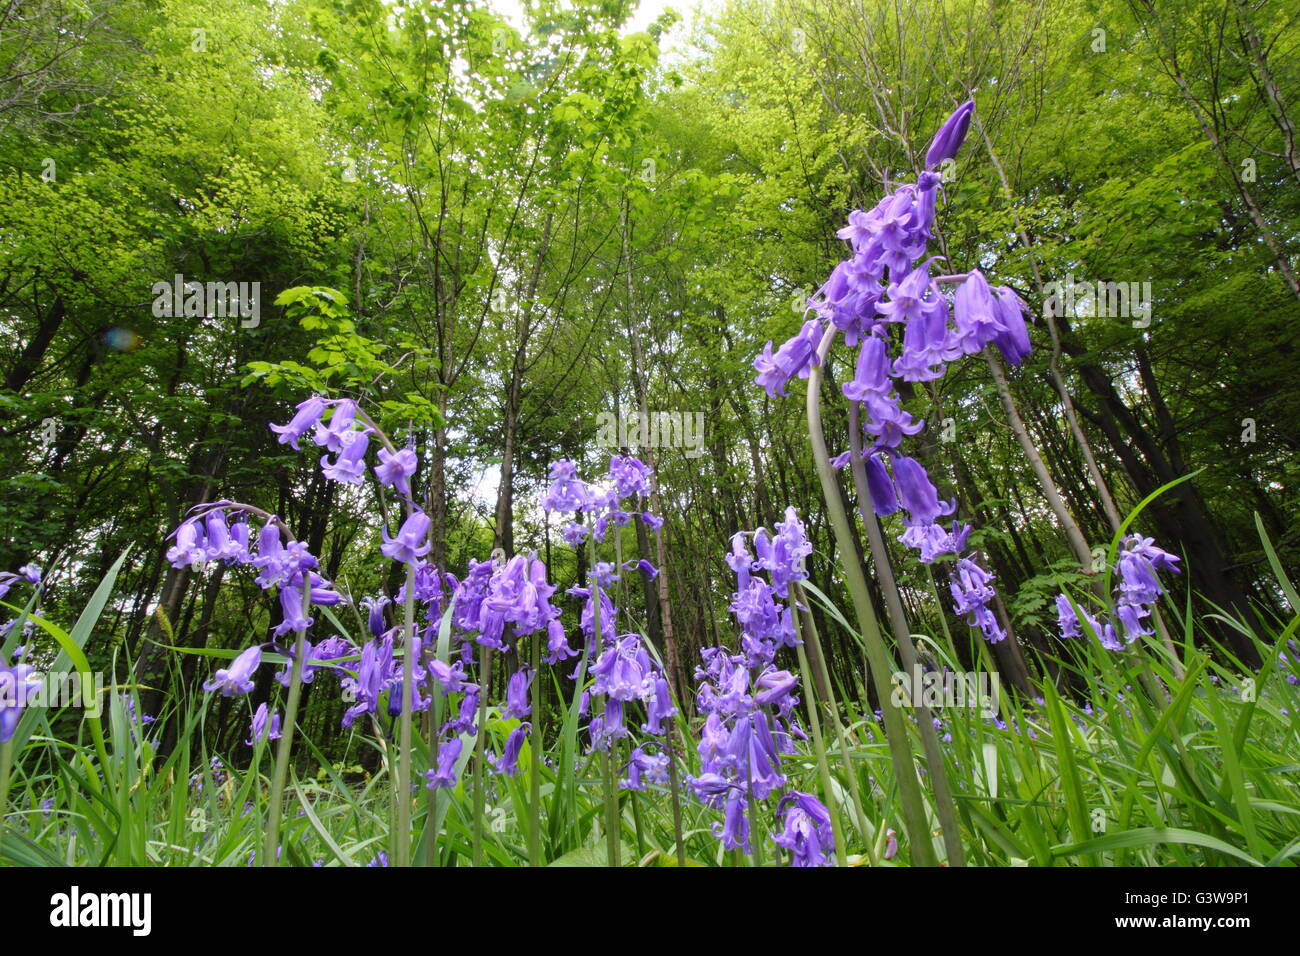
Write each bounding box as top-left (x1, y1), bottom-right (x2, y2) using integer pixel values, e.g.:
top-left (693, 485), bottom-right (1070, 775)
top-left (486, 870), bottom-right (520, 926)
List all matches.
top-left (752, 100), bottom-right (1035, 865)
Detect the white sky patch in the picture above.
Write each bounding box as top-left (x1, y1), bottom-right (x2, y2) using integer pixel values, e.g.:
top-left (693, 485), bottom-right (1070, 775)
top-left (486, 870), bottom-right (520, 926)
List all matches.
top-left (486, 0), bottom-right (721, 41)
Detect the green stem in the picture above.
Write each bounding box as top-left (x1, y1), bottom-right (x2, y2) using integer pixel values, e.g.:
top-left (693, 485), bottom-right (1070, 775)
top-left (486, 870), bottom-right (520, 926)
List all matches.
top-left (665, 719), bottom-right (687, 866)
top-left (529, 631), bottom-right (542, 866)
top-left (846, 402), bottom-right (964, 866)
top-left (472, 643), bottom-right (493, 867)
top-left (264, 621), bottom-right (307, 868)
top-left (603, 740), bottom-right (620, 866)
top-left (792, 625), bottom-right (848, 867)
top-left (793, 584), bottom-right (877, 866)
top-left (0, 738), bottom-right (13, 860)
top-left (395, 561), bottom-right (416, 867)
top-left (805, 325), bottom-right (937, 866)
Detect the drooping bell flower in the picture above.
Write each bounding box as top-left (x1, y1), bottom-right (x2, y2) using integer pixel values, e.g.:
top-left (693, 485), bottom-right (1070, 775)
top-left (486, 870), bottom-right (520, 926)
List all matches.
top-left (502, 667), bottom-right (533, 720)
top-left (990, 285), bottom-right (1032, 366)
top-left (842, 334), bottom-right (892, 404)
top-left (950, 558), bottom-right (1005, 644)
top-left (541, 459), bottom-right (591, 513)
top-left (754, 668), bottom-right (798, 708)
top-left (754, 507), bottom-right (812, 598)
top-left (427, 658), bottom-right (471, 695)
top-left (166, 517), bottom-right (208, 569)
top-left (424, 736), bottom-right (463, 789)
top-left (0, 651), bottom-right (42, 743)
top-left (892, 457), bottom-right (955, 525)
top-left (545, 619), bottom-right (577, 665)
top-left (772, 791), bottom-right (835, 867)
top-left (204, 645), bottom-right (262, 696)
top-left (753, 318), bottom-right (823, 398)
top-left (893, 292), bottom-right (959, 382)
top-left (381, 510), bottom-right (432, 565)
top-left (320, 428), bottom-right (370, 484)
top-left (18, 563), bottom-right (41, 584)
top-left (876, 259), bottom-right (938, 325)
top-left (643, 674), bottom-right (677, 735)
top-left (442, 690), bottom-right (479, 737)
top-left (375, 442), bottom-right (418, 497)
top-left (273, 585), bottom-right (313, 637)
top-left (640, 512), bottom-right (663, 532)
top-left (1056, 594), bottom-right (1120, 650)
top-left (609, 455), bottom-right (653, 498)
top-left (491, 723), bottom-right (530, 776)
top-left (863, 453), bottom-right (900, 515)
top-left (362, 595), bottom-right (391, 639)
top-left (925, 99), bottom-right (975, 170)
top-left (718, 788), bottom-right (750, 853)
top-left (591, 635), bottom-right (653, 702)
top-left (1115, 535), bottom-right (1180, 607)
top-left (863, 395), bottom-right (925, 448)
top-left (246, 703), bottom-right (282, 746)
top-left (269, 396), bottom-right (326, 450)
top-left (341, 638), bottom-right (390, 727)
top-left (312, 400), bottom-right (358, 454)
top-left (952, 269), bottom-right (1004, 355)
top-left (621, 745), bottom-right (670, 790)
top-left (203, 511), bottom-right (240, 562)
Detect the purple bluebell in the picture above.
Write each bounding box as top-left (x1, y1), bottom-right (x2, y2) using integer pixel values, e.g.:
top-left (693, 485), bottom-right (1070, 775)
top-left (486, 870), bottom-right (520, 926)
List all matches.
top-left (609, 455), bottom-right (653, 498)
top-left (381, 510), bottom-right (431, 565)
top-left (491, 723), bottom-right (530, 776)
top-left (312, 400), bottom-right (358, 454)
top-left (320, 428), bottom-right (370, 484)
top-left (204, 645), bottom-right (262, 696)
top-left (0, 651), bottom-right (41, 742)
top-left (772, 791), bottom-right (835, 867)
top-left (273, 585), bottom-right (313, 637)
top-left (621, 745), bottom-right (669, 790)
top-left (246, 702), bottom-right (282, 746)
top-left (269, 396), bottom-right (326, 450)
top-left (541, 460), bottom-right (590, 513)
top-left (545, 619), bottom-right (577, 665)
top-left (375, 442), bottom-right (418, 497)
top-left (424, 737), bottom-right (463, 789)
top-left (753, 318), bottom-right (823, 398)
top-left (925, 99), bottom-right (975, 170)
top-left (502, 667), bottom-right (533, 720)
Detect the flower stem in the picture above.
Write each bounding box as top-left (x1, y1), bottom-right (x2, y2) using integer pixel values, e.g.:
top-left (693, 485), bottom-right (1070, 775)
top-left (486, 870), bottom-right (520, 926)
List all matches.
top-left (264, 623), bottom-right (307, 868)
top-left (0, 738), bottom-right (13, 860)
top-left (528, 630), bottom-right (542, 866)
top-left (793, 583), bottom-right (877, 866)
top-left (472, 643), bottom-right (493, 867)
top-left (805, 325), bottom-right (937, 866)
top-left (395, 561), bottom-right (416, 867)
top-left (847, 402), bottom-right (965, 866)
top-left (603, 744), bottom-right (620, 867)
top-left (791, 615), bottom-right (847, 867)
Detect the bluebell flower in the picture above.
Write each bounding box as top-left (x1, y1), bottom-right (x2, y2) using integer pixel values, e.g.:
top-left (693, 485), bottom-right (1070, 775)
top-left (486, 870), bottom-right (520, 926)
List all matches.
top-left (203, 645), bottom-right (262, 696)
top-left (772, 791), bottom-right (835, 867)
